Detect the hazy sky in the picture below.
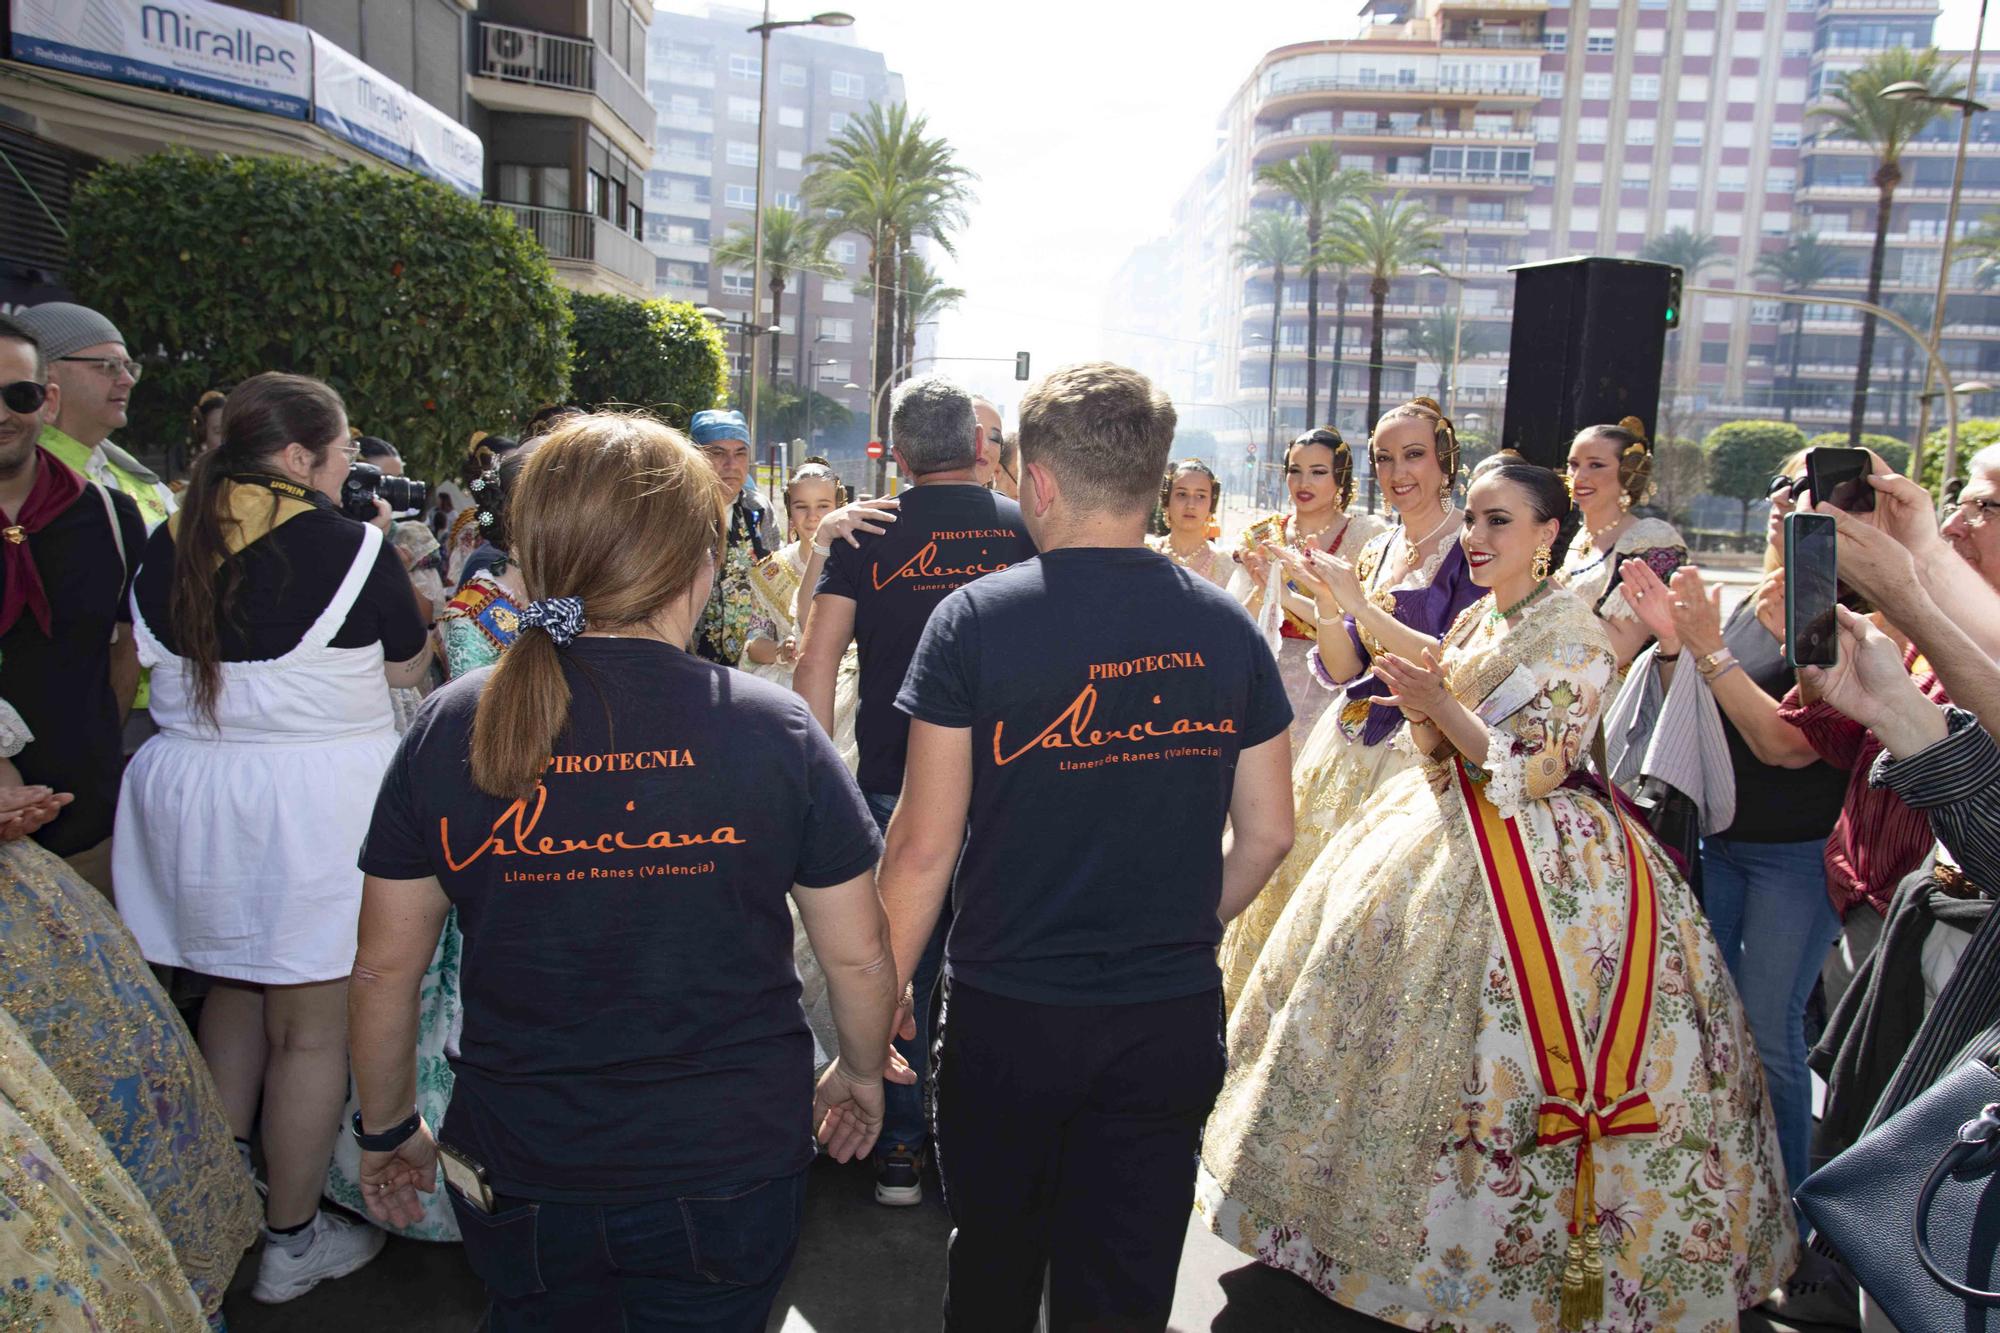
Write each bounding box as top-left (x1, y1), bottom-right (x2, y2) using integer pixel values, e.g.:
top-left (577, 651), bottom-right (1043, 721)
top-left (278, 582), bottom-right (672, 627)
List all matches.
top-left (823, 0), bottom-right (1991, 414)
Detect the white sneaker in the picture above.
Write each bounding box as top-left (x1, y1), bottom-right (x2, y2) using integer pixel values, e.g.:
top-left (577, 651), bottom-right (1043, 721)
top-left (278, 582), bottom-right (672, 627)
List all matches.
top-left (251, 1211), bottom-right (387, 1304)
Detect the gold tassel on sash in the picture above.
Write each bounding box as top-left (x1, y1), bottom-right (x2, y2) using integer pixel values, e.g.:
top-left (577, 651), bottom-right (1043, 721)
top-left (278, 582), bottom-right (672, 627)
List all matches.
top-left (1558, 1140), bottom-right (1603, 1330)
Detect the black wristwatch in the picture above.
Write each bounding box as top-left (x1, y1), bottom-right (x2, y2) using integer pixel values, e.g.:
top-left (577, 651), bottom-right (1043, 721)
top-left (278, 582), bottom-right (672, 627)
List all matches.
top-left (349, 1108), bottom-right (421, 1152)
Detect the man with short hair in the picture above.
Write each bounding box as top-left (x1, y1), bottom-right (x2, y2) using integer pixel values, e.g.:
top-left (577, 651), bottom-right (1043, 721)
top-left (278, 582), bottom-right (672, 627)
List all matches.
top-left (14, 303), bottom-right (173, 526)
top-left (874, 362), bottom-right (1296, 1329)
top-left (795, 374), bottom-right (1035, 1206)
top-left (0, 315), bottom-right (147, 896)
top-left (688, 408), bottom-right (773, 666)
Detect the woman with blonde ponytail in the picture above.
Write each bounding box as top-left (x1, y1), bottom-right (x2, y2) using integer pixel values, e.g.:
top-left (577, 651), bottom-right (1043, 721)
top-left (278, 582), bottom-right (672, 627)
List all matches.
top-left (347, 413), bottom-right (902, 1331)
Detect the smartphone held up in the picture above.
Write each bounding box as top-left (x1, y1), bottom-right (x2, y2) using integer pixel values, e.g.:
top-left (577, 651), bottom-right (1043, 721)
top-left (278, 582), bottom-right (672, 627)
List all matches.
top-left (1797, 446), bottom-right (1874, 514)
top-left (1785, 510), bottom-right (1839, 669)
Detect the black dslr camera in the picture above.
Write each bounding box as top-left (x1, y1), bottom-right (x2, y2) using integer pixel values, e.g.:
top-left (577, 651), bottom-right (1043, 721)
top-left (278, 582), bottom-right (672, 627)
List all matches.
top-left (341, 462), bottom-right (429, 521)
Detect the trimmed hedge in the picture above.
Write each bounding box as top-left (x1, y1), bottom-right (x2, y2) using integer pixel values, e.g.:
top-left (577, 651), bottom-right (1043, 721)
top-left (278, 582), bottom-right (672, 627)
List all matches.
top-left (68, 151), bottom-right (571, 479)
top-left (567, 293), bottom-right (729, 429)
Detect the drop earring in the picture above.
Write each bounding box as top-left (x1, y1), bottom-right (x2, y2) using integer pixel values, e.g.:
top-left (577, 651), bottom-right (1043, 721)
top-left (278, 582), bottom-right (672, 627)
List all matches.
top-left (1531, 545), bottom-right (1553, 581)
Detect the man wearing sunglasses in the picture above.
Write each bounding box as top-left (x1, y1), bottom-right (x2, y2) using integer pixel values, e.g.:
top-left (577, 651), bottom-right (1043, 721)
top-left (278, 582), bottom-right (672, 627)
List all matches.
top-left (12, 303), bottom-right (173, 529)
top-left (0, 315), bottom-right (148, 898)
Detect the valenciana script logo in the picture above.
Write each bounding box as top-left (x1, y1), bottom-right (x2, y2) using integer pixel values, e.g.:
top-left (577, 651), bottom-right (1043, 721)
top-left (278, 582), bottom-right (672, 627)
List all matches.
top-left (872, 529), bottom-right (1018, 592)
top-left (439, 781), bottom-right (743, 872)
top-left (991, 651), bottom-right (1234, 767)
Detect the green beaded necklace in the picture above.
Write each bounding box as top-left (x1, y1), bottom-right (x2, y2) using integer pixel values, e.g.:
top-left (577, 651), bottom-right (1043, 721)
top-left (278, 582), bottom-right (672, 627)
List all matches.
top-left (1486, 577), bottom-right (1552, 626)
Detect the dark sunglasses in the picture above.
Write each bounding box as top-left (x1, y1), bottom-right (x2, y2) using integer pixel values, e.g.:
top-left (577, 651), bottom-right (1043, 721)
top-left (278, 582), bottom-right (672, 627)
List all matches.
top-left (0, 380), bottom-right (49, 415)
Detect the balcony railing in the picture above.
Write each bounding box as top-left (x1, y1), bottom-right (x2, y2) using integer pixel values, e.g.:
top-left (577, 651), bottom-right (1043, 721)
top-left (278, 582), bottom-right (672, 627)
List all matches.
top-left (491, 203), bottom-right (652, 292)
top-left (475, 21), bottom-right (654, 143)
top-left (1798, 182), bottom-right (2000, 201)
top-left (1810, 136), bottom-right (2000, 155)
top-left (1264, 76), bottom-right (1541, 101)
top-left (1818, 0), bottom-right (1939, 10)
top-left (1255, 122), bottom-right (1533, 145)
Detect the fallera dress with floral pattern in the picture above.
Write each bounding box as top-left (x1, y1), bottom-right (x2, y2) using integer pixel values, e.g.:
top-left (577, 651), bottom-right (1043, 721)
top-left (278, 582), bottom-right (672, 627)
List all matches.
top-left (1200, 588), bottom-right (1793, 1332)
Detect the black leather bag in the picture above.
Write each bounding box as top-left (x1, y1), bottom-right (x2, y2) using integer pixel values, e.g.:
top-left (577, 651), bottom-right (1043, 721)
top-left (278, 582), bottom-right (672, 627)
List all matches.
top-left (1797, 1056), bottom-right (2000, 1332)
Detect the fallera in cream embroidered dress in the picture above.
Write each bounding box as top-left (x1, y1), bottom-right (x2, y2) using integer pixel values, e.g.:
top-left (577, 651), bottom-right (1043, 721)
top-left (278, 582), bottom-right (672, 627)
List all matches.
top-left (1200, 588), bottom-right (1792, 1332)
top-left (1217, 524), bottom-right (1479, 1012)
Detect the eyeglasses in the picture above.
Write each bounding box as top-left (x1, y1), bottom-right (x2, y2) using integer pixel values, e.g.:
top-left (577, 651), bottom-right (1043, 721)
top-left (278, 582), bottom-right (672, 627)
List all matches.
top-left (57, 355), bottom-right (142, 382)
top-left (0, 380), bottom-right (49, 415)
top-left (1952, 497), bottom-right (2000, 525)
top-left (1766, 474), bottom-right (1802, 499)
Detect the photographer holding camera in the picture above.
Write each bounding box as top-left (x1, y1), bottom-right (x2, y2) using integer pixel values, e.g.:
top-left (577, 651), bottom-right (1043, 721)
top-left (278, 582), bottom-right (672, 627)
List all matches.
top-left (115, 372), bottom-right (431, 1303)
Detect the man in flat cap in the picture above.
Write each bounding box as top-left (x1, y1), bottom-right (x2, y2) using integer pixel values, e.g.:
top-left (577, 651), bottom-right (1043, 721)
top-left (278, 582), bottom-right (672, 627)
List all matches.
top-left (687, 408), bottom-right (773, 667)
top-left (13, 303), bottom-right (173, 527)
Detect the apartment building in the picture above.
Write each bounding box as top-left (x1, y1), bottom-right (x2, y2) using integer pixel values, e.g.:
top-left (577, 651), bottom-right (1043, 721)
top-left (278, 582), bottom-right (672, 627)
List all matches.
top-left (1775, 9), bottom-right (2000, 435)
top-left (641, 2), bottom-right (902, 455)
top-left (1, 0), bottom-right (653, 309)
top-left (469, 0), bottom-right (658, 297)
top-left (1140, 0), bottom-right (1996, 460)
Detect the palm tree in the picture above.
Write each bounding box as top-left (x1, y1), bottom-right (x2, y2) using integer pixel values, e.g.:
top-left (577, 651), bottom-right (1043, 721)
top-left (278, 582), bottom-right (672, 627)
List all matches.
top-left (1753, 233), bottom-right (1842, 422)
top-left (1814, 46), bottom-right (1961, 444)
top-left (1639, 226), bottom-right (1728, 278)
top-left (1324, 254), bottom-right (1354, 427)
top-left (1405, 309), bottom-right (1496, 410)
top-left (803, 103), bottom-right (973, 432)
top-left (887, 250), bottom-right (966, 387)
top-left (1235, 209), bottom-right (1311, 496)
top-left (712, 206), bottom-right (840, 402)
top-left (1639, 227), bottom-right (1727, 430)
top-left (1884, 291), bottom-right (1935, 432)
top-left (1257, 150), bottom-right (1374, 426)
top-left (1328, 191), bottom-right (1442, 488)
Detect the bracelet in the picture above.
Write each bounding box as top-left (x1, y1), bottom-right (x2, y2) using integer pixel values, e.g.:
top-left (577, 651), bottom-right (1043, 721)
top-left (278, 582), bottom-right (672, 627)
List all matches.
top-left (1694, 648), bottom-right (1738, 680)
top-left (350, 1108), bottom-right (421, 1152)
top-left (1707, 659), bottom-right (1742, 684)
top-left (812, 542), bottom-right (832, 558)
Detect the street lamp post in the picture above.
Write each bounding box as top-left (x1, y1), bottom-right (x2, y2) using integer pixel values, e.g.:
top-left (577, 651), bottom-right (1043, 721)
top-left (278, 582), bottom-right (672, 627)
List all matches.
top-left (1882, 7), bottom-right (1989, 483)
top-left (745, 6), bottom-right (853, 458)
top-left (801, 356), bottom-right (840, 457)
top-left (699, 306), bottom-right (772, 401)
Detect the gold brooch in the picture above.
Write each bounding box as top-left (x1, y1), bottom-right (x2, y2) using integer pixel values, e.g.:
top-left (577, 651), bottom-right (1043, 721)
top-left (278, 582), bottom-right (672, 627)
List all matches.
top-left (2, 526), bottom-right (23, 545)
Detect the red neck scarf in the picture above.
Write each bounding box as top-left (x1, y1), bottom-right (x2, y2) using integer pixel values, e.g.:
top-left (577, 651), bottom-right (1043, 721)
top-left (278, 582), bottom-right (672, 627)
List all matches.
top-left (0, 447), bottom-right (88, 638)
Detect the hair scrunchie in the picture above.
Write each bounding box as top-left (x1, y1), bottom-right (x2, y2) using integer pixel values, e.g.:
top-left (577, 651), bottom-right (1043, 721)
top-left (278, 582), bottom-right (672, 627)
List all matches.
top-left (519, 596), bottom-right (586, 647)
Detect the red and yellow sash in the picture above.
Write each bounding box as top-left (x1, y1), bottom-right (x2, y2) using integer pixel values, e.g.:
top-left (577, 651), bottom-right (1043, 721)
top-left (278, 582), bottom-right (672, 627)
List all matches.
top-left (1454, 759), bottom-right (1661, 1330)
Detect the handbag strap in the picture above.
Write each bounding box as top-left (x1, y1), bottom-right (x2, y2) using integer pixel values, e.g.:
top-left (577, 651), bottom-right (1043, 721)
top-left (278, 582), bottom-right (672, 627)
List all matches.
top-left (1914, 1099), bottom-right (2000, 1305)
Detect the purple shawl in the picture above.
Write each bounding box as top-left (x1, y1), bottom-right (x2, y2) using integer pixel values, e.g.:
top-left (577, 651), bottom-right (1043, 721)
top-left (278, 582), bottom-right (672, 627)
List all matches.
top-left (1316, 539), bottom-right (1486, 748)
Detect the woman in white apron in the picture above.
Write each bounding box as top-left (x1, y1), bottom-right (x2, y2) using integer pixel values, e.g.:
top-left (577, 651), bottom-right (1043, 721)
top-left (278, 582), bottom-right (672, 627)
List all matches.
top-left (114, 373), bottom-right (432, 1306)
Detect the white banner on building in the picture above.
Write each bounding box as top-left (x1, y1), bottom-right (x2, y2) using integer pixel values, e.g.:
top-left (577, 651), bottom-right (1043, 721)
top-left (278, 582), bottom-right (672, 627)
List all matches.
top-left (310, 32), bottom-right (414, 170)
top-left (312, 33), bottom-right (482, 198)
top-left (407, 92), bottom-right (483, 199)
top-left (8, 0), bottom-right (311, 118)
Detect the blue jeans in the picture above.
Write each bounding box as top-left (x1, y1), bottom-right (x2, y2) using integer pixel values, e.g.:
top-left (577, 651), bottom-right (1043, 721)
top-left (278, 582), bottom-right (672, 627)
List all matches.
top-left (447, 1169), bottom-right (807, 1332)
top-left (1700, 836), bottom-right (1842, 1201)
top-left (866, 790), bottom-right (951, 1154)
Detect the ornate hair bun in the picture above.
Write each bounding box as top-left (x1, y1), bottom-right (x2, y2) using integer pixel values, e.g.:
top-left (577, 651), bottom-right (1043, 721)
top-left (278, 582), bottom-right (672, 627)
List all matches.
top-left (1617, 416), bottom-right (1648, 443)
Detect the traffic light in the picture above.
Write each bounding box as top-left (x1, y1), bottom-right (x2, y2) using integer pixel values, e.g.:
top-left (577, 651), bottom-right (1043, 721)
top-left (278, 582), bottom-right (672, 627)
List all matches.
top-left (1014, 351), bottom-right (1031, 381)
top-left (1664, 267), bottom-right (1683, 329)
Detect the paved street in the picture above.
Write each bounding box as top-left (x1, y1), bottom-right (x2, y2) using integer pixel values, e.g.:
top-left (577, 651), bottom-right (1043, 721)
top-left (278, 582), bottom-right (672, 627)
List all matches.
top-left (221, 1153), bottom-right (1846, 1332)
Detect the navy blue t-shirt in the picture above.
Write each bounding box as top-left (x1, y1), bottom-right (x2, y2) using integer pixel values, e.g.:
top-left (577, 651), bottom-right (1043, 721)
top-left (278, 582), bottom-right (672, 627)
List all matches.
top-left (817, 484), bottom-right (1034, 796)
top-left (896, 546), bottom-right (1292, 1005)
top-left (359, 638), bottom-right (881, 1202)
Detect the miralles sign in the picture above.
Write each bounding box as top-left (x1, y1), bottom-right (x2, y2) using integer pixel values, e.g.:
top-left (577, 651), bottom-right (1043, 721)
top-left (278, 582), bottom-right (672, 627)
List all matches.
top-left (10, 0), bottom-right (313, 118)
